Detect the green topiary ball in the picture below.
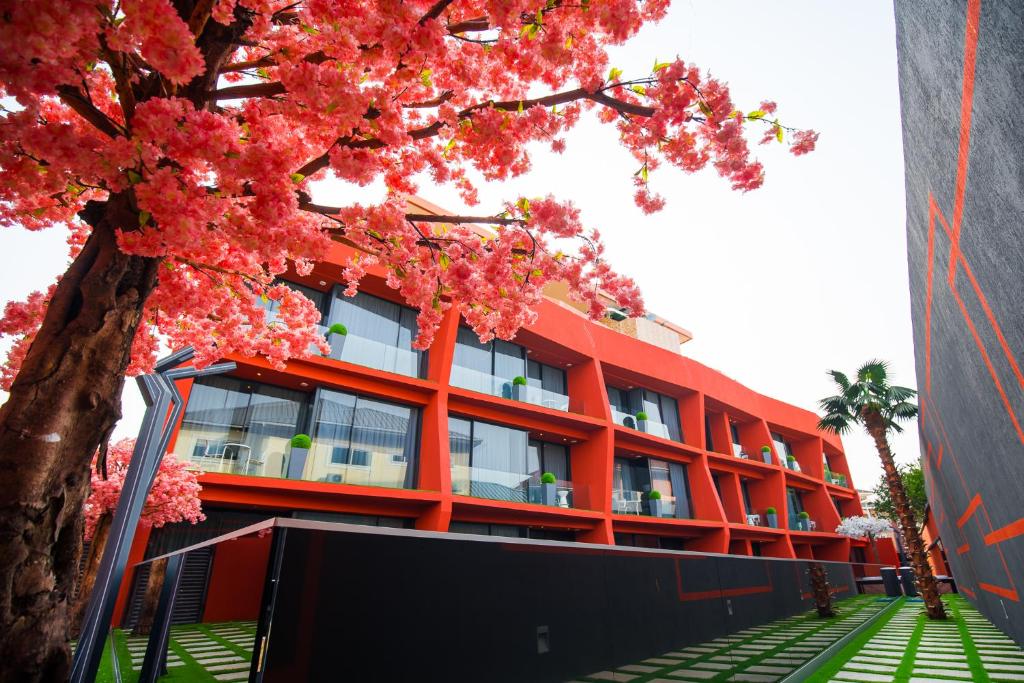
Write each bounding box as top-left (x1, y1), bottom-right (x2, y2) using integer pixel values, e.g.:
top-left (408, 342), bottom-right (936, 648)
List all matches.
top-left (648, 490), bottom-right (662, 500)
top-left (290, 433), bottom-right (312, 449)
top-left (328, 323), bottom-right (348, 335)
top-left (766, 507), bottom-right (777, 514)
top-left (798, 511), bottom-right (810, 519)
top-left (540, 472), bottom-right (556, 484)
top-left (635, 411), bottom-right (649, 420)
top-left (512, 375), bottom-right (527, 386)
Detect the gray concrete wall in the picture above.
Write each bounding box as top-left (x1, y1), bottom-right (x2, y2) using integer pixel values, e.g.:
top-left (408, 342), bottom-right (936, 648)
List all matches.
top-left (895, 0), bottom-right (1024, 645)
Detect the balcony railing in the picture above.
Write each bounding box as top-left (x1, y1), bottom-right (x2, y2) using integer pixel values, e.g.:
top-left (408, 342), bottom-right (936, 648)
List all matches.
top-left (182, 438), bottom-right (413, 490)
top-left (826, 472), bottom-right (849, 487)
top-left (449, 365), bottom-right (570, 411)
top-left (790, 516), bottom-right (816, 531)
top-left (318, 325), bottom-right (421, 377)
top-left (611, 489), bottom-right (683, 517)
top-left (610, 408), bottom-right (672, 440)
top-left (449, 464), bottom-right (576, 507)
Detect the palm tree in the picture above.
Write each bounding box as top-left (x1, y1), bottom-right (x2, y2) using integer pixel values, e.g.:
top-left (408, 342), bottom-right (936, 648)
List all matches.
top-left (818, 360), bottom-right (946, 619)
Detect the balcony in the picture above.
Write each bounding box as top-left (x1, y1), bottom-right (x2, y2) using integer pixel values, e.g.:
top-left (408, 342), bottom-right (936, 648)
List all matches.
top-left (184, 438), bottom-right (415, 490)
top-left (450, 464), bottom-right (576, 508)
top-left (611, 489), bottom-right (685, 518)
top-left (826, 472), bottom-right (849, 487)
top-left (318, 325), bottom-right (422, 377)
top-left (610, 407), bottom-right (672, 440)
top-left (450, 365), bottom-right (570, 411)
top-left (790, 514), bottom-right (817, 532)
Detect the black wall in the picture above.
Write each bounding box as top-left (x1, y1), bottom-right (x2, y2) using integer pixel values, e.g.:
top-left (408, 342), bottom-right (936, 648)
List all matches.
top-left (258, 527), bottom-right (856, 682)
top-left (895, 0), bottom-right (1024, 645)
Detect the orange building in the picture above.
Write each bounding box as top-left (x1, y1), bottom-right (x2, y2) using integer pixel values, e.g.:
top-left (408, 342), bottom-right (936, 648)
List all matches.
top-left (114, 199), bottom-right (888, 625)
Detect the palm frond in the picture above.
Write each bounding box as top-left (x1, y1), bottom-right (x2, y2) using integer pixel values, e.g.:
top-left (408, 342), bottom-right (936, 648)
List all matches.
top-left (889, 401), bottom-right (919, 420)
top-left (826, 370), bottom-right (851, 393)
top-left (818, 414), bottom-right (853, 435)
top-left (887, 420), bottom-right (904, 434)
top-left (857, 359), bottom-right (890, 386)
top-left (887, 384), bottom-right (917, 402)
top-left (818, 395), bottom-right (853, 416)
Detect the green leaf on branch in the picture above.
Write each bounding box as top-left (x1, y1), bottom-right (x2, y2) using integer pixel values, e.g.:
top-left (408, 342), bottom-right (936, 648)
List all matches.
top-left (653, 59), bottom-right (671, 72)
top-left (631, 85), bottom-right (646, 96)
top-left (420, 69), bottom-right (432, 87)
top-left (300, 23), bottom-right (319, 35)
top-left (439, 253), bottom-right (451, 270)
top-left (747, 109), bottom-right (766, 119)
top-left (138, 210), bottom-right (151, 227)
top-left (126, 170), bottom-right (142, 184)
top-left (697, 101), bottom-right (713, 118)
top-left (608, 67), bottom-right (623, 82)
top-left (775, 125), bottom-right (784, 142)
top-left (564, 35), bottom-right (573, 49)
top-left (289, 173), bottom-right (305, 183)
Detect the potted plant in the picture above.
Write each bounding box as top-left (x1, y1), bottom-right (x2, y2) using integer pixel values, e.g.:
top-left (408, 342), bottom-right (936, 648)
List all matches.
top-left (765, 507), bottom-right (778, 528)
top-left (760, 445), bottom-right (773, 464)
top-left (327, 322), bottom-right (348, 357)
top-left (786, 454), bottom-right (798, 471)
top-left (635, 411), bottom-right (649, 433)
top-left (540, 471), bottom-right (558, 505)
top-left (286, 433), bottom-right (312, 479)
top-left (646, 489), bottom-right (663, 517)
top-left (797, 511), bottom-right (811, 531)
top-left (824, 465), bottom-right (833, 483)
top-left (512, 375), bottom-right (528, 401)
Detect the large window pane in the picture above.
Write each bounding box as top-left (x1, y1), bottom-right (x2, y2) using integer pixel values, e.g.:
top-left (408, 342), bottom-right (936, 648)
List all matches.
top-left (493, 340), bottom-right (526, 382)
top-left (347, 397), bottom-right (416, 487)
top-left (306, 389), bottom-right (357, 482)
top-left (326, 289), bottom-right (422, 377)
top-left (173, 377), bottom-right (304, 478)
top-left (453, 328), bottom-right (492, 373)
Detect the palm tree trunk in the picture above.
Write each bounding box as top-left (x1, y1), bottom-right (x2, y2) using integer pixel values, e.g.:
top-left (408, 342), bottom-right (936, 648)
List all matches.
top-left (133, 557), bottom-right (168, 636)
top-left (863, 409), bottom-right (946, 619)
top-left (0, 195), bottom-right (158, 682)
top-left (69, 513), bottom-right (113, 637)
top-left (808, 562), bottom-right (835, 617)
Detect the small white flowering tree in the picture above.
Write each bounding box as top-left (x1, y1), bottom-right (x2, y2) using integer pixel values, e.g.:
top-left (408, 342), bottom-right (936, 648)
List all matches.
top-left (835, 515), bottom-right (893, 564)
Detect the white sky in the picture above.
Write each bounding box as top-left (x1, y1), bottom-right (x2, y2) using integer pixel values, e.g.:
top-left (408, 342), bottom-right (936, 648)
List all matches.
top-left (0, 0), bottom-right (918, 493)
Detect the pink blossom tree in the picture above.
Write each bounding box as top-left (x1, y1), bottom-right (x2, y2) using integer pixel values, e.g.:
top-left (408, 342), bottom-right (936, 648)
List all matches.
top-left (0, 0), bottom-right (816, 676)
top-left (71, 438), bottom-right (204, 635)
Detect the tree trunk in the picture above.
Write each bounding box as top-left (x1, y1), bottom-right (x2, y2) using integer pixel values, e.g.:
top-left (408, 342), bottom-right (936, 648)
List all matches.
top-left (133, 557), bottom-right (167, 636)
top-left (863, 409), bottom-right (947, 619)
top-left (0, 194), bottom-right (158, 682)
top-left (808, 562), bottom-right (835, 618)
top-left (69, 513), bottom-right (113, 637)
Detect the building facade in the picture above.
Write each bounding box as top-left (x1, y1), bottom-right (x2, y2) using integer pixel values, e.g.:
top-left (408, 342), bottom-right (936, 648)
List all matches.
top-left (896, 0), bottom-right (1024, 645)
top-left (113, 201), bottom-right (876, 625)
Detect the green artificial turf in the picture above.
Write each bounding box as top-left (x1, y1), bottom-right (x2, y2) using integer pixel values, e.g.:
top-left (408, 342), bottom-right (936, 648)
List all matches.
top-left (807, 594), bottom-right (996, 683)
top-left (576, 593), bottom-right (888, 682)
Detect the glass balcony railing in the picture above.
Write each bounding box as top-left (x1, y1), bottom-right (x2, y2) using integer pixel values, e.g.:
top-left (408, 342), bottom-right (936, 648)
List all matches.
top-left (449, 365), bottom-right (570, 412)
top-left (790, 516), bottom-right (817, 531)
top-left (826, 472), bottom-right (849, 487)
top-left (449, 464), bottom-right (575, 508)
top-left (610, 489), bottom-right (682, 517)
top-left (178, 437), bottom-right (414, 490)
top-left (317, 325), bottom-right (421, 377)
top-left (610, 407), bottom-right (672, 440)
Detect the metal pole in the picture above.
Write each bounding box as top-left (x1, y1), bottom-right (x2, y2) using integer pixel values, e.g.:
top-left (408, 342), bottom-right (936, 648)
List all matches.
top-left (70, 347), bottom-right (235, 683)
top-left (138, 553), bottom-right (186, 683)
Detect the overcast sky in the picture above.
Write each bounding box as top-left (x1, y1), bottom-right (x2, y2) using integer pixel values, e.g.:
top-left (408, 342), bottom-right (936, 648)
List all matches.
top-left (0, 1), bottom-right (918, 493)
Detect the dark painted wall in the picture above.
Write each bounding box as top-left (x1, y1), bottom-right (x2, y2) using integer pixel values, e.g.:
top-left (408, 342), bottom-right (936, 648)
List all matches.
top-left (895, 0), bottom-right (1024, 644)
top-left (259, 528), bottom-right (856, 682)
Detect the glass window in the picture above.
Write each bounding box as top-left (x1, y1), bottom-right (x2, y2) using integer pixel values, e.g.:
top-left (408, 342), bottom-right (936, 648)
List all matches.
top-left (771, 431), bottom-right (792, 458)
top-left (306, 388), bottom-right (417, 488)
top-left (326, 289), bottom-right (423, 377)
top-left (705, 416), bottom-right (715, 451)
top-left (741, 481), bottom-right (753, 514)
top-left (257, 280), bottom-right (326, 326)
top-left (493, 340), bottom-right (526, 382)
top-left (173, 376), bottom-right (306, 478)
top-left (453, 328), bottom-right (492, 374)
top-left (786, 487), bottom-right (804, 527)
top-left (832, 496), bottom-right (844, 518)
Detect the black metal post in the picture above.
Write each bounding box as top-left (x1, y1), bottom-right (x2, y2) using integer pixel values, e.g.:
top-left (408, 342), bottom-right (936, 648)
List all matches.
top-left (138, 553), bottom-right (186, 683)
top-left (70, 347), bottom-right (235, 683)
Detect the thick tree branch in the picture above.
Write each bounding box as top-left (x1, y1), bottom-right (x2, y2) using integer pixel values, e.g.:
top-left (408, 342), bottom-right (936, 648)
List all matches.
top-left (211, 81), bottom-right (287, 100)
top-left (419, 0), bottom-right (457, 24)
top-left (405, 213), bottom-right (522, 225)
top-left (56, 86), bottom-right (123, 139)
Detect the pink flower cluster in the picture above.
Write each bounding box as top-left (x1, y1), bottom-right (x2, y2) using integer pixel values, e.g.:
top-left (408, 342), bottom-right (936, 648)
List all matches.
top-left (83, 438), bottom-right (205, 541)
top-left (0, 0), bottom-right (816, 375)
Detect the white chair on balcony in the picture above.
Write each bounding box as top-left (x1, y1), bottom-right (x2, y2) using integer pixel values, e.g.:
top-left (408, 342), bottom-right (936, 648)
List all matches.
top-left (808, 520), bottom-right (817, 531)
top-left (612, 489), bottom-right (642, 515)
top-left (746, 513), bottom-right (762, 526)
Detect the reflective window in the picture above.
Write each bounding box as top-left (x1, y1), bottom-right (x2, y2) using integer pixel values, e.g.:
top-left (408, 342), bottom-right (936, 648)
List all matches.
top-left (451, 330), bottom-right (567, 407)
top-left (607, 386), bottom-right (682, 442)
top-left (325, 289), bottom-right (423, 377)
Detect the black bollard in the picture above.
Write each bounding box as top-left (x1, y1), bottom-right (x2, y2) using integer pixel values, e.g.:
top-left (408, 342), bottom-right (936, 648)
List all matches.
top-left (899, 566), bottom-right (919, 596)
top-left (880, 567), bottom-right (902, 597)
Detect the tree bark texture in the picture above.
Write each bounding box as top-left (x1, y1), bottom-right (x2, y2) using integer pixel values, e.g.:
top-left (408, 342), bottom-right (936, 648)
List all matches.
top-left (132, 557), bottom-right (167, 636)
top-left (0, 194), bottom-right (158, 682)
top-left (863, 409), bottom-right (947, 620)
top-left (808, 562), bottom-right (835, 618)
top-left (69, 513), bottom-right (113, 637)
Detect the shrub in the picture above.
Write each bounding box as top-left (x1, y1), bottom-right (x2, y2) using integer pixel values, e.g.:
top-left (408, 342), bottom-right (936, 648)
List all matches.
top-left (761, 445), bottom-right (771, 452)
top-left (635, 411), bottom-right (649, 420)
top-left (540, 472), bottom-right (557, 484)
top-left (648, 490), bottom-right (662, 500)
top-left (290, 434), bottom-right (312, 449)
top-left (328, 322), bottom-right (348, 335)
top-left (787, 454), bottom-right (796, 461)
top-left (512, 375), bottom-right (527, 386)
top-left (798, 511), bottom-right (810, 519)
top-left (766, 507), bottom-right (777, 514)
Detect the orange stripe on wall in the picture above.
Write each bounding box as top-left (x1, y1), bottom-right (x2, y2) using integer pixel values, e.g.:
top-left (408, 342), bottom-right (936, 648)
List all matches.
top-left (957, 543), bottom-right (970, 555)
top-left (980, 582), bottom-right (1020, 602)
top-left (948, 0), bottom-right (982, 286)
top-left (985, 519), bottom-right (1024, 546)
top-left (957, 494), bottom-right (982, 528)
